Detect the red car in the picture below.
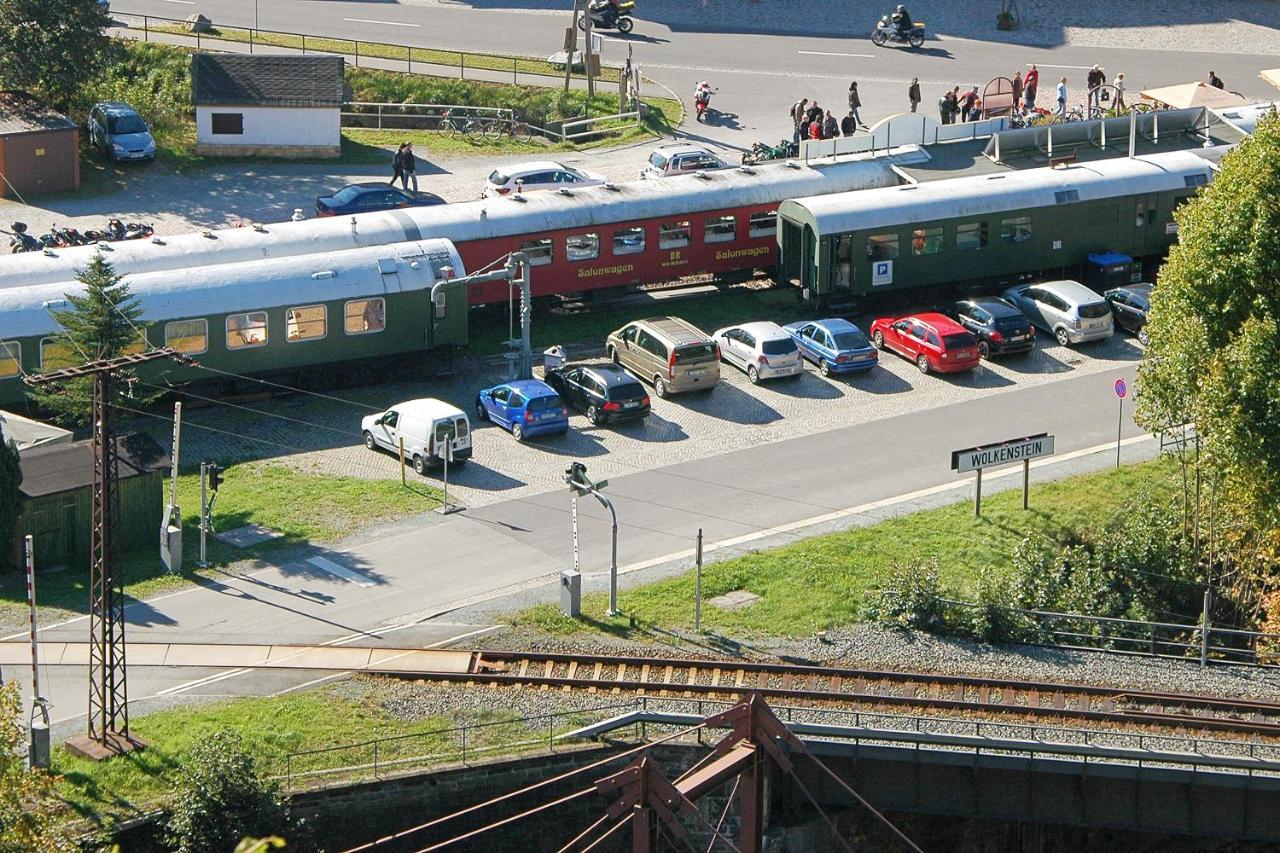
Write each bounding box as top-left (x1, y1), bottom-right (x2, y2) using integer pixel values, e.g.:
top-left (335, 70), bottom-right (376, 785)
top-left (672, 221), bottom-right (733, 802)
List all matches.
top-left (869, 312), bottom-right (981, 374)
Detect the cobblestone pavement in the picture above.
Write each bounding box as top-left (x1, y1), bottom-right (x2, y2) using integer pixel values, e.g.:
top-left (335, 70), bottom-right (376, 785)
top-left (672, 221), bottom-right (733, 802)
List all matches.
top-left (149, 327), bottom-right (1144, 511)
top-left (417, 0), bottom-right (1280, 55)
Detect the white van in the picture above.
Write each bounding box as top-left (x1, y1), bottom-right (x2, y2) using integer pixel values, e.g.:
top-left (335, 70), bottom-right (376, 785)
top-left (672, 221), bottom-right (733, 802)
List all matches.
top-left (361, 398), bottom-right (471, 474)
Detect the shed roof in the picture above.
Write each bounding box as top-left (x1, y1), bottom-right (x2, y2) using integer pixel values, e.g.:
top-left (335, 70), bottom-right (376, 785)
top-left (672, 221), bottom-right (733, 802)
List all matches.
top-left (0, 91), bottom-right (78, 136)
top-left (19, 433), bottom-right (168, 498)
top-left (191, 54), bottom-right (345, 108)
top-left (0, 410), bottom-right (72, 452)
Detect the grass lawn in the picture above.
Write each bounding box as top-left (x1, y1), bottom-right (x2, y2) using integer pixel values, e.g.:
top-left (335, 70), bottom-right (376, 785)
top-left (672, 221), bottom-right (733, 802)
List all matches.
top-left (0, 464), bottom-right (440, 622)
top-left (510, 459), bottom-right (1181, 638)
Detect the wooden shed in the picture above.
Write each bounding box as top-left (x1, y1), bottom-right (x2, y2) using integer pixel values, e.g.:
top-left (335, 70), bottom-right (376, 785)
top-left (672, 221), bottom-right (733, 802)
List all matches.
top-left (15, 433), bottom-right (167, 571)
top-left (0, 91), bottom-right (80, 197)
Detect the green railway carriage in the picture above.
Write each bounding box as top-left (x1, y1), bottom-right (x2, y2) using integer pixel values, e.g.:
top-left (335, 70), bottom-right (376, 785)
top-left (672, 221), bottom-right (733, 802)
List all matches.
top-left (777, 150), bottom-right (1215, 305)
top-left (0, 238), bottom-right (469, 408)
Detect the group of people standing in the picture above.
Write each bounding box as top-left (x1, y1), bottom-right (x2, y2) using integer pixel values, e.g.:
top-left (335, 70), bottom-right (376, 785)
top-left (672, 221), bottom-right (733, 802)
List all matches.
top-left (790, 82), bottom-right (873, 143)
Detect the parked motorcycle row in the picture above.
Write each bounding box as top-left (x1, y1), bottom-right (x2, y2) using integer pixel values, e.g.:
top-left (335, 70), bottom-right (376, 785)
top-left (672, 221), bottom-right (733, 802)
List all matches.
top-left (741, 139), bottom-right (799, 166)
top-left (3, 219), bottom-right (155, 253)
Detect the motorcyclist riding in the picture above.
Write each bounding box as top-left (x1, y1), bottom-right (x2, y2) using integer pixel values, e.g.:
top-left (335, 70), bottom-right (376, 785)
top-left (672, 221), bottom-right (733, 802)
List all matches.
top-left (892, 4), bottom-right (913, 36)
top-left (694, 81), bottom-right (713, 121)
top-left (590, 0), bottom-right (620, 27)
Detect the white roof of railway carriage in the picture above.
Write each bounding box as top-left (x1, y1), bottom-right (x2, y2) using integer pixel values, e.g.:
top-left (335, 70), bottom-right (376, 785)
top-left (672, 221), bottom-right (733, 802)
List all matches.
top-left (0, 157), bottom-right (905, 293)
top-left (779, 150), bottom-right (1216, 236)
top-left (0, 239), bottom-right (462, 340)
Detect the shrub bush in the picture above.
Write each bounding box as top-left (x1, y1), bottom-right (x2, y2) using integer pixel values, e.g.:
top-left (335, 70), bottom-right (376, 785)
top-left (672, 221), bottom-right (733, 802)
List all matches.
top-left (864, 557), bottom-right (952, 632)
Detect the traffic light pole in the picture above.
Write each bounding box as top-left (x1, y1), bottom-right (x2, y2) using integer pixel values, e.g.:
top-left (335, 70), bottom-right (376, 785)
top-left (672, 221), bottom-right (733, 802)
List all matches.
top-left (199, 463), bottom-right (208, 568)
top-left (564, 462), bottom-right (619, 617)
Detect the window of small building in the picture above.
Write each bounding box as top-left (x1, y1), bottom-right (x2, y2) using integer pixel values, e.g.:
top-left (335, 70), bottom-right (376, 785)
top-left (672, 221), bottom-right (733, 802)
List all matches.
top-left (520, 238), bottom-right (553, 266)
top-left (345, 298), bottom-right (386, 335)
top-left (956, 222), bottom-right (988, 251)
top-left (211, 112), bottom-right (244, 135)
top-left (1000, 216), bottom-right (1032, 244)
top-left (286, 305), bottom-right (327, 342)
top-left (0, 342), bottom-right (19, 379)
top-left (910, 227), bottom-right (943, 255)
top-left (704, 215), bottom-right (736, 244)
top-left (566, 233), bottom-right (600, 262)
top-left (164, 319), bottom-right (208, 354)
top-left (659, 221), bottom-right (691, 249)
top-left (867, 233), bottom-right (899, 261)
top-left (613, 227), bottom-right (645, 255)
top-left (226, 311), bottom-right (268, 349)
top-left (749, 211), bottom-right (777, 238)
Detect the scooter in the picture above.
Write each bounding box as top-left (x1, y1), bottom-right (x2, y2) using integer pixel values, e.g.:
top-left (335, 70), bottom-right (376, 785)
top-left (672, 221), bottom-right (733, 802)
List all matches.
top-left (578, 0), bottom-right (635, 34)
top-left (871, 16), bottom-right (926, 48)
top-left (694, 88), bottom-right (716, 123)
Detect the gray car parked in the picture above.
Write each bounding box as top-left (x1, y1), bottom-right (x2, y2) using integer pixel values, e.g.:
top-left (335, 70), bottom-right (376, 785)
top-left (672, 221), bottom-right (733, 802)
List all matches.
top-left (87, 102), bottom-right (156, 163)
top-left (1002, 280), bottom-right (1114, 347)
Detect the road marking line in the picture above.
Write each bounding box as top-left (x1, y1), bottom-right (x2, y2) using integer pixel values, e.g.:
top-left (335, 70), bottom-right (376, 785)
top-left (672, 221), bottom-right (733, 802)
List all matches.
top-left (342, 17), bottom-right (419, 27)
top-left (1031, 63), bottom-right (1095, 70)
top-left (161, 0), bottom-right (196, 4)
top-left (157, 667), bottom-right (253, 696)
top-left (270, 671), bottom-right (349, 697)
top-left (799, 50), bottom-right (875, 59)
top-left (308, 556), bottom-right (376, 587)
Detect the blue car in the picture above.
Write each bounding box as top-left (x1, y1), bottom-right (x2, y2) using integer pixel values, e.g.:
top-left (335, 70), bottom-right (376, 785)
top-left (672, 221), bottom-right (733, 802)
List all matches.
top-left (782, 319), bottom-right (879, 376)
top-left (475, 379), bottom-right (569, 441)
top-left (315, 182), bottom-right (446, 217)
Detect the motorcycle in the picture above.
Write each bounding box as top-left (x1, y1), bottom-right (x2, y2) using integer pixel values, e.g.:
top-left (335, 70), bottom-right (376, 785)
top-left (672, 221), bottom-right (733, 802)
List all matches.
top-left (741, 139), bottom-right (797, 166)
top-left (578, 0), bottom-right (635, 34)
top-left (694, 87), bottom-right (715, 123)
top-left (4, 222), bottom-right (41, 253)
top-left (871, 15), bottom-right (926, 48)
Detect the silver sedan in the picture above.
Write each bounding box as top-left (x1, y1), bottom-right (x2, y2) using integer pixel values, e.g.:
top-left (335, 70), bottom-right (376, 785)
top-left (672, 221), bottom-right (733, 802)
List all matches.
top-left (712, 321), bottom-right (804, 384)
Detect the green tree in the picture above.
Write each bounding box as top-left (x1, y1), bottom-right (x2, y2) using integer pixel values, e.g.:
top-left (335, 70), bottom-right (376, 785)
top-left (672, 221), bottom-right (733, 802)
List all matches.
top-left (1135, 111), bottom-right (1280, 598)
top-left (165, 730), bottom-right (298, 853)
top-left (28, 252), bottom-right (147, 427)
top-left (0, 425), bottom-right (20, 572)
top-left (0, 683), bottom-right (75, 852)
top-left (0, 0), bottom-right (115, 110)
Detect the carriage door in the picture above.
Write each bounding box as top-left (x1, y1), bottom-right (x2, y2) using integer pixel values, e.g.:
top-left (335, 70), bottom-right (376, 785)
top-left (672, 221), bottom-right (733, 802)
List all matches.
top-left (780, 219), bottom-right (804, 286)
top-left (1132, 195), bottom-right (1158, 255)
top-left (831, 234), bottom-right (853, 296)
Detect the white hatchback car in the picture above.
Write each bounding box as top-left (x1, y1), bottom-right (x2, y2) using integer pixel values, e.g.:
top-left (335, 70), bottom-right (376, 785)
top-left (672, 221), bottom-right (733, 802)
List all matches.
top-left (712, 322), bottom-right (804, 384)
top-left (640, 144), bottom-right (729, 179)
top-left (483, 161), bottom-right (607, 197)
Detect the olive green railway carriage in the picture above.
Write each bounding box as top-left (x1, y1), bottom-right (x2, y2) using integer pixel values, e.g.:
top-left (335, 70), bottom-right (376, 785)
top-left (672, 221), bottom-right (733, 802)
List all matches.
top-left (778, 149), bottom-right (1216, 306)
top-left (0, 238), bottom-right (468, 408)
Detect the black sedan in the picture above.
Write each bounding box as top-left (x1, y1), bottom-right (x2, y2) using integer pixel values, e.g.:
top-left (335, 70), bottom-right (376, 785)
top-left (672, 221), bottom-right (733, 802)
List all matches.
top-left (1104, 283), bottom-right (1152, 344)
top-left (315, 183), bottom-right (445, 217)
top-left (946, 297), bottom-right (1035, 358)
top-left (545, 363), bottom-right (650, 425)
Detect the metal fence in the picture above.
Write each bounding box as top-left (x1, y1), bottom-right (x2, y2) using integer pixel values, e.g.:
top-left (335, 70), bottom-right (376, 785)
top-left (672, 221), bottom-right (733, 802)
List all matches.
top-left (112, 11), bottom-right (618, 85)
top-left (339, 102), bottom-right (641, 143)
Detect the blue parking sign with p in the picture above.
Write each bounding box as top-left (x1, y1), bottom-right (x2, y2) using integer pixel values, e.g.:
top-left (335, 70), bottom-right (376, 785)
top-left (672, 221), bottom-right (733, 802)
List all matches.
top-left (872, 260), bottom-right (893, 286)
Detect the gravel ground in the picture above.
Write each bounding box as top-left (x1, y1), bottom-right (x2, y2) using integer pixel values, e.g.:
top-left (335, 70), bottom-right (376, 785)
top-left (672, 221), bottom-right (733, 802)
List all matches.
top-left (416, 0), bottom-right (1280, 56)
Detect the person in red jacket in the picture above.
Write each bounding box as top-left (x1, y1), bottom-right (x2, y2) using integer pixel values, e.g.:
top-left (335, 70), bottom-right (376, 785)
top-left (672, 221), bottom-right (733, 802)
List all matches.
top-left (1023, 64), bottom-right (1040, 111)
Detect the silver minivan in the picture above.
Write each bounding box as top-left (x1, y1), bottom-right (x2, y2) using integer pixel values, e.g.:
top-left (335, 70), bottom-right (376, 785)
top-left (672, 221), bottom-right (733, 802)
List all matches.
top-left (605, 316), bottom-right (720, 398)
top-left (1002, 280), bottom-right (1114, 346)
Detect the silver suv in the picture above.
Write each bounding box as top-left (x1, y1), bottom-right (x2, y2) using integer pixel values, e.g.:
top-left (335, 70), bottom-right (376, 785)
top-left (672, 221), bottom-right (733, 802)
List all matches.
top-left (1003, 280), bottom-right (1114, 346)
top-left (605, 317), bottom-right (720, 397)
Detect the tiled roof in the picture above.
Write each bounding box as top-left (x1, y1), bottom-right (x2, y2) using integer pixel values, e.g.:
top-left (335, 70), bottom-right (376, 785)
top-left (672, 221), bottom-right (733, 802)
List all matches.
top-left (191, 54), bottom-right (344, 108)
top-left (0, 91), bottom-right (77, 136)
top-left (19, 433), bottom-right (168, 498)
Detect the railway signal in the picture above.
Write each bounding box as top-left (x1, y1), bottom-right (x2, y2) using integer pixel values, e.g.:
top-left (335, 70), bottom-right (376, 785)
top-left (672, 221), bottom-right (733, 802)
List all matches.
top-left (563, 461), bottom-right (620, 616)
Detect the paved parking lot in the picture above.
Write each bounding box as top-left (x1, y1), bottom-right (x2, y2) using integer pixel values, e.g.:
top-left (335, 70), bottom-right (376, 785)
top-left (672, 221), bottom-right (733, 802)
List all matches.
top-left (156, 325), bottom-right (1144, 511)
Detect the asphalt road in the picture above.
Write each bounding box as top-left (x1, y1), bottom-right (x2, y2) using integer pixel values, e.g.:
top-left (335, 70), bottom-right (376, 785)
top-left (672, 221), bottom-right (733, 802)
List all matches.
top-left (115, 0), bottom-right (1280, 151)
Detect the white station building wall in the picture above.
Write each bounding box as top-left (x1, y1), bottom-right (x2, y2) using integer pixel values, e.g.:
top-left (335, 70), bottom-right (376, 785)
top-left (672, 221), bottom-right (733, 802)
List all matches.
top-left (195, 105), bottom-right (339, 149)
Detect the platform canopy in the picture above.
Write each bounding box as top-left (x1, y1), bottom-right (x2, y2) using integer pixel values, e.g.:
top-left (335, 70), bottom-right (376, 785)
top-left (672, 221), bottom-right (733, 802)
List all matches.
top-left (1139, 82), bottom-right (1250, 110)
top-left (1261, 69), bottom-right (1280, 91)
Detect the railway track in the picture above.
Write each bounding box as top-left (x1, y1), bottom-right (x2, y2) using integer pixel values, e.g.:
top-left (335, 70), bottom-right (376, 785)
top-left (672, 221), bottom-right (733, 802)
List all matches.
top-left (385, 650), bottom-right (1280, 738)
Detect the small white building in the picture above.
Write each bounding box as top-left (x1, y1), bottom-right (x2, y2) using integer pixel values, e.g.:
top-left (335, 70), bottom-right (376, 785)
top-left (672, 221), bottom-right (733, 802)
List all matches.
top-left (192, 54), bottom-right (345, 158)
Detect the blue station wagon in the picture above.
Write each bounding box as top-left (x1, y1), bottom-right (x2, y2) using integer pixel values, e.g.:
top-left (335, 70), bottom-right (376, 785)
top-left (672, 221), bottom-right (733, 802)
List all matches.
top-left (475, 379), bottom-right (569, 441)
top-left (783, 319), bottom-right (878, 376)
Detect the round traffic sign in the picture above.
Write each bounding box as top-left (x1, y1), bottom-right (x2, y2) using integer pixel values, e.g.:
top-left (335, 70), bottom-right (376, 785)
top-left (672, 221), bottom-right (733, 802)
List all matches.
top-left (1114, 378), bottom-right (1128, 399)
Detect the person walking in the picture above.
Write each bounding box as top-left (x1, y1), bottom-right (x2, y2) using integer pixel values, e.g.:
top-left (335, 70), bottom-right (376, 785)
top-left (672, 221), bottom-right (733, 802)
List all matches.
top-left (1011, 70), bottom-right (1023, 111)
top-left (908, 77), bottom-right (921, 113)
top-left (1024, 64), bottom-right (1040, 112)
top-left (1113, 73), bottom-right (1127, 110)
top-left (1086, 64), bottom-right (1106, 111)
top-left (1056, 76), bottom-right (1068, 118)
top-left (388, 142), bottom-right (405, 187)
top-left (841, 109), bottom-right (857, 136)
top-left (848, 82), bottom-right (868, 128)
top-left (402, 141), bottom-right (418, 191)
top-left (1208, 70), bottom-right (1225, 89)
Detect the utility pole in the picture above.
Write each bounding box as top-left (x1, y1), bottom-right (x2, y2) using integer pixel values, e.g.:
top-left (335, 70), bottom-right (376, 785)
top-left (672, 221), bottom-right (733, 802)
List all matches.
top-left (564, 0), bottom-right (580, 94)
top-left (584, 0), bottom-right (595, 102)
top-left (25, 348), bottom-right (188, 759)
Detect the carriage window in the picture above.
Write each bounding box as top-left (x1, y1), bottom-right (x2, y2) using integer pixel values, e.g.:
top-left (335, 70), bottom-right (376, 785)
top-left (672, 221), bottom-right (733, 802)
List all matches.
top-left (1000, 216), bottom-right (1032, 243)
top-left (164, 319), bottom-right (208, 354)
top-left (867, 233), bottom-right (899, 261)
top-left (911, 227), bottom-right (943, 255)
top-left (0, 342), bottom-right (19, 379)
top-left (226, 312), bottom-right (268, 349)
top-left (704, 215), bottom-right (736, 244)
top-left (749, 210), bottom-right (777, 238)
top-left (659, 221), bottom-right (691, 249)
top-left (519, 238), bottom-right (553, 266)
top-left (345, 298), bottom-right (386, 335)
top-left (956, 222), bottom-right (987, 251)
top-left (40, 339), bottom-right (78, 370)
top-left (286, 305), bottom-right (326, 342)
top-left (613, 227), bottom-right (645, 255)
top-left (566, 233), bottom-right (600, 261)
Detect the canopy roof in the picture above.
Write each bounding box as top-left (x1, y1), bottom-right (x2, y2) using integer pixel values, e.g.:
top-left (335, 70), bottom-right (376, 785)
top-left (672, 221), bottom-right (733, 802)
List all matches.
top-left (1139, 82), bottom-right (1249, 110)
top-left (1261, 69), bottom-right (1280, 91)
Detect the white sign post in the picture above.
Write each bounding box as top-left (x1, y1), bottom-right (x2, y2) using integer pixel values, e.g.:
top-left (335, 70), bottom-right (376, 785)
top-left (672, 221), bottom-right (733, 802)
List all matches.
top-left (951, 433), bottom-right (1055, 517)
